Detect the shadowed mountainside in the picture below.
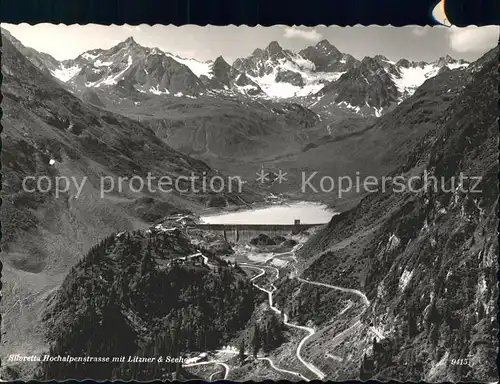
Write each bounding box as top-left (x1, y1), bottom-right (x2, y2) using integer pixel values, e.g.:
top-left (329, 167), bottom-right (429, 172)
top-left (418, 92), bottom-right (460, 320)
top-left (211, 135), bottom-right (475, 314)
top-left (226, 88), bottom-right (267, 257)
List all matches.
top-left (0, 31), bottom-right (261, 366)
top-left (35, 228), bottom-right (256, 381)
top-left (294, 45), bottom-right (499, 382)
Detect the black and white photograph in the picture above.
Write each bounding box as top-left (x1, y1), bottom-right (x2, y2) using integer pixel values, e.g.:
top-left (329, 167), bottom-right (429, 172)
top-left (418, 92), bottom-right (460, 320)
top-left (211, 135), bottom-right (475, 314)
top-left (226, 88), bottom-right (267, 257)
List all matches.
top-left (0, 19), bottom-right (498, 382)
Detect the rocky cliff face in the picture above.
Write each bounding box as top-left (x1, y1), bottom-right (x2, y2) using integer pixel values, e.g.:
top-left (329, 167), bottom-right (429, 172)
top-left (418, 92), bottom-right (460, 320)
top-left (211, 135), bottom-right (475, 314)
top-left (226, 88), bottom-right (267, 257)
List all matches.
top-left (58, 37), bottom-right (206, 96)
top-left (298, 39), bottom-right (358, 72)
top-left (296, 46), bottom-right (498, 382)
top-left (1, 28), bottom-right (60, 75)
top-left (311, 54), bottom-right (469, 116)
top-left (317, 56), bottom-right (400, 115)
top-left (1, 32), bottom-right (242, 270)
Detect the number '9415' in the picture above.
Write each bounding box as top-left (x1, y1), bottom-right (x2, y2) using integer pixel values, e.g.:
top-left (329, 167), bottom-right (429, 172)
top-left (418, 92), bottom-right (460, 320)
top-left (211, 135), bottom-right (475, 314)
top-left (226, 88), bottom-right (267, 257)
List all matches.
top-left (451, 358), bottom-right (470, 365)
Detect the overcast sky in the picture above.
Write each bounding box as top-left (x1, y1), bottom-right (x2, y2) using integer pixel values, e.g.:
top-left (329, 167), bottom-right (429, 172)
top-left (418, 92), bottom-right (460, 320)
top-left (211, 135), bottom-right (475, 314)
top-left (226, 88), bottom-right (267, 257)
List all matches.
top-left (2, 23), bottom-right (498, 63)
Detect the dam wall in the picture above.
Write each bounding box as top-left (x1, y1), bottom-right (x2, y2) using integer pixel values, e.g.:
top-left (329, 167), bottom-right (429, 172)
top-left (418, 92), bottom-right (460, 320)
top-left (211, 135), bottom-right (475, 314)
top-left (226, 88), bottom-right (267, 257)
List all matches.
top-left (193, 223), bottom-right (321, 243)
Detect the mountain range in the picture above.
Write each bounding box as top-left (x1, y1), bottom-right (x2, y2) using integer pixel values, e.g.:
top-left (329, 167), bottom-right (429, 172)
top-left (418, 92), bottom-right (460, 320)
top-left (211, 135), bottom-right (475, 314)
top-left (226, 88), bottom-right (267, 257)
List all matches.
top-left (5, 29), bottom-right (468, 117)
top-left (4, 28), bottom-right (471, 187)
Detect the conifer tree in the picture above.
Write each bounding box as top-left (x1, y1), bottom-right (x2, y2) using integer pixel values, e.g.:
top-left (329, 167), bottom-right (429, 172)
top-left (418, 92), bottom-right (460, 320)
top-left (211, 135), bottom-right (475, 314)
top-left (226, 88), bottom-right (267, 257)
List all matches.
top-left (139, 241), bottom-right (155, 277)
top-left (314, 289), bottom-right (321, 310)
top-left (359, 353), bottom-right (373, 381)
top-left (175, 361), bottom-right (181, 380)
top-left (239, 339), bottom-right (246, 364)
top-left (262, 327), bottom-right (270, 354)
top-left (252, 324), bottom-right (261, 357)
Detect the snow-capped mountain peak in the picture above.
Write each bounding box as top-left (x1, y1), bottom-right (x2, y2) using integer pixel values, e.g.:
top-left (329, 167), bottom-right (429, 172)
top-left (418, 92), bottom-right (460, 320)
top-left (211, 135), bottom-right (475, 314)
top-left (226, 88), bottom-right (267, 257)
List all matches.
top-left (266, 40), bottom-right (284, 55)
top-left (122, 36), bottom-right (139, 45)
top-left (298, 39), bottom-right (353, 73)
top-left (35, 35), bottom-right (470, 117)
top-left (309, 51), bottom-right (470, 117)
top-left (434, 54), bottom-right (468, 68)
top-left (230, 39), bottom-right (349, 99)
top-left (48, 38), bottom-right (207, 96)
top-left (315, 39), bottom-right (341, 54)
top-left (212, 56), bottom-right (231, 72)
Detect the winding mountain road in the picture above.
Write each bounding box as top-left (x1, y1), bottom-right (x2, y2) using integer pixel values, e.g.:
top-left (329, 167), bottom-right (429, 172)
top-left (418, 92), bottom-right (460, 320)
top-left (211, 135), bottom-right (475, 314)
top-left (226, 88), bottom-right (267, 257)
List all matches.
top-left (240, 263), bottom-right (279, 280)
top-left (240, 264), bottom-right (324, 380)
top-left (241, 264), bottom-right (266, 281)
top-left (291, 244), bottom-right (373, 359)
top-left (214, 348), bottom-right (309, 381)
top-left (325, 353), bottom-right (343, 362)
top-left (240, 241), bottom-right (372, 381)
top-left (296, 276), bottom-right (370, 306)
top-left (184, 242), bottom-right (372, 381)
top-left (257, 357), bottom-right (309, 381)
top-left (209, 370), bottom-right (222, 381)
top-left (183, 360), bottom-right (230, 380)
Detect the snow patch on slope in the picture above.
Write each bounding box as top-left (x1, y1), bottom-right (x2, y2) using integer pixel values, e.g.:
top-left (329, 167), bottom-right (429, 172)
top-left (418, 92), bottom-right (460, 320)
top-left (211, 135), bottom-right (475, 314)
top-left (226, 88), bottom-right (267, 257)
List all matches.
top-left (86, 55), bottom-right (133, 87)
top-left (399, 268), bottom-right (414, 291)
top-left (94, 60), bottom-right (113, 67)
top-left (235, 83), bottom-right (261, 94)
top-left (447, 62), bottom-right (469, 70)
top-left (391, 65), bottom-right (440, 97)
top-left (82, 52), bottom-right (100, 61)
top-left (165, 54), bottom-right (213, 78)
top-left (51, 65), bottom-right (81, 82)
top-left (392, 62), bottom-right (469, 99)
top-left (373, 106), bottom-right (383, 117)
top-left (338, 101), bottom-right (361, 113)
top-left (253, 75), bottom-right (304, 98)
top-left (387, 233), bottom-right (401, 252)
top-left (150, 86), bottom-right (170, 95)
top-left (248, 57), bottom-right (344, 98)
